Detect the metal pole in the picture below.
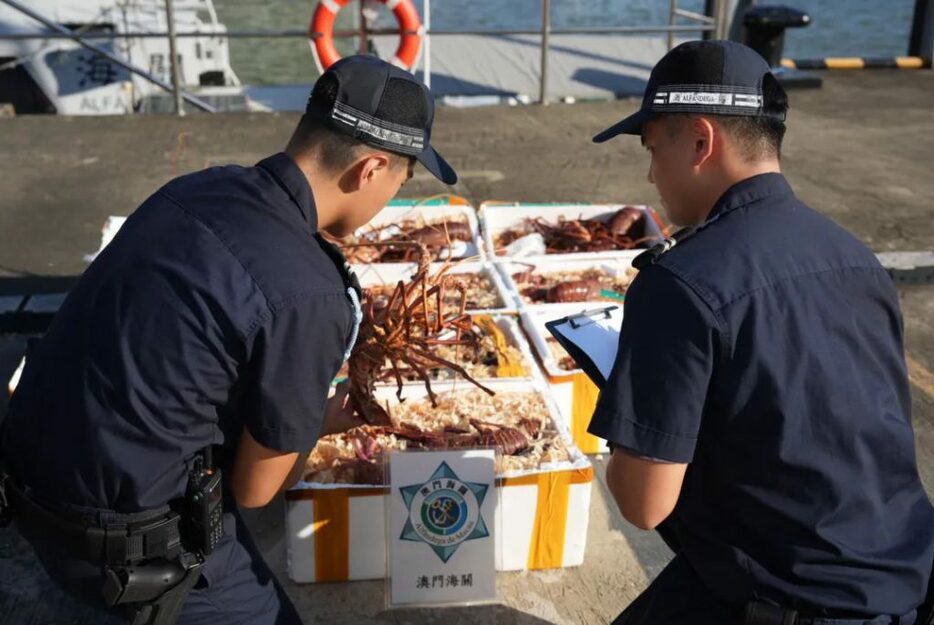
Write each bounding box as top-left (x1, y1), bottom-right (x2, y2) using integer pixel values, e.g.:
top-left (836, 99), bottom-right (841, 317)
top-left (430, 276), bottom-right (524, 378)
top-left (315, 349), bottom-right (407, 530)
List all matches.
top-left (539, 0), bottom-right (550, 105)
top-left (703, 0), bottom-right (716, 40)
top-left (717, 0), bottom-right (729, 39)
top-left (0, 0), bottom-right (215, 112)
top-left (164, 0), bottom-right (184, 116)
top-left (674, 8), bottom-right (717, 23)
top-left (909, 0), bottom-right (934, 57)
top-left (358, 0), bottom-right (368, 54)
top-left (423, 0), bottom-right (431, 86)
top-left (668, 0), bottom-right (678, 50)
top-left (717, 0), bottom-right (728, 39)
top-left (725, 0), bottom-right (752, 42)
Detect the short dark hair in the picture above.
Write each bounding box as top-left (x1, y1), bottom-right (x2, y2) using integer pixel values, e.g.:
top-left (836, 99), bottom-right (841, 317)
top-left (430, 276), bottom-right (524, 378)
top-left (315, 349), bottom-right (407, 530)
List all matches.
top-left (714, 114), bottom-right (787, 161)
top-left (661, 73), bottom-right (789, 161)
top-left (288, 73), bottom-right (413, 172)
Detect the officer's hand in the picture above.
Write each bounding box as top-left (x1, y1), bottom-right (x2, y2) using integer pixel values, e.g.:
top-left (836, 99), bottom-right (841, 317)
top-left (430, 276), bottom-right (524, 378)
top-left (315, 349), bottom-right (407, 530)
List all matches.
top-left (320, 380), bottom-right (366, 437)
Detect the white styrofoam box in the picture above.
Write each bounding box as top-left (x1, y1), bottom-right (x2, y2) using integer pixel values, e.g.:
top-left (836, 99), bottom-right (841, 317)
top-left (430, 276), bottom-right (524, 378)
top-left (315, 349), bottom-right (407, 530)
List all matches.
top-left (352, 261), bottom-right (516, 315)
top-left (495, 256), bottom-right (636, 312)
top-left (84, 204), bottom-right (485, 265)
top-left (519, 304), bottom-right (592, 378)
top-left (381, 379), bottom-right (586, 478)
top-left (353, 203), bottom-right (485, 262)
top-left (418, 314), bottom-right (539, 382)
top-left (519, 304), bottom-right (614, 455)
top-left (285, 379), bottom-right (593, 582)
top-left (476, 315), bottom-right (541, 382)
top-left (350, 313), bottom-right (539, 385)
top-left (479, 203), bottom-right (665, 263)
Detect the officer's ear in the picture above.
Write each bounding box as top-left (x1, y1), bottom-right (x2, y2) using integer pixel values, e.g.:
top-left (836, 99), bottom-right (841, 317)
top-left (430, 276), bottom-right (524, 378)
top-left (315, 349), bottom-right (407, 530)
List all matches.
top-left (689, 116), bottom-right (716, 169)
top-left (340, 152), bottom-right (392, 193)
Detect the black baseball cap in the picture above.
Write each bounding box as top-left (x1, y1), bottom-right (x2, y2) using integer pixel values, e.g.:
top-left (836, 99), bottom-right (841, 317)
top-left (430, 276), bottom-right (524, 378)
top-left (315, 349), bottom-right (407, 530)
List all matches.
top-left (306, 54), bottom-right (457, 184)
top-left (593, 40), bottom-right (787, 142)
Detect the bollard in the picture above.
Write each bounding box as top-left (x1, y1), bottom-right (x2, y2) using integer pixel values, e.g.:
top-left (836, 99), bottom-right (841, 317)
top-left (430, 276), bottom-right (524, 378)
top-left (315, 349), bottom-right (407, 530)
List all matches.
top-left (743, 5), bottom-right (810, 68)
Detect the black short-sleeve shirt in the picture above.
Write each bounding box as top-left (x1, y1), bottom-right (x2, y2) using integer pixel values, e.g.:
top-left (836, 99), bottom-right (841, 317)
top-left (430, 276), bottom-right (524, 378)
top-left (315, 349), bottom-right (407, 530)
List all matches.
top-left (589, 174), bottom-right (934, 614)
top-left (1, 153), bottom-right (354, 511)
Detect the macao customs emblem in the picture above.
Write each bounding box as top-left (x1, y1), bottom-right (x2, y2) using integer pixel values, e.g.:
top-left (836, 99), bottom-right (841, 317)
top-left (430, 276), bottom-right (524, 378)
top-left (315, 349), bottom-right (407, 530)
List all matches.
top-left (399, 461), bottom-right (490, 563)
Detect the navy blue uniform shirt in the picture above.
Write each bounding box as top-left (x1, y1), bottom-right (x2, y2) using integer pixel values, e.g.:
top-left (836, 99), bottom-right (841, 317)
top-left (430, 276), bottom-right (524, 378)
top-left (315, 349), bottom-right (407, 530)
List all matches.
top-left (589, 173), bottom-right (934, 614)
top-left (1, 153), bottom-right (354, 511)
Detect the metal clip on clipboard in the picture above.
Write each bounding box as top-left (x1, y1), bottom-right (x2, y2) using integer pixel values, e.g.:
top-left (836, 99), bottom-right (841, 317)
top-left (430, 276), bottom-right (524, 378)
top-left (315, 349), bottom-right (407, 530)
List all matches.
top-left (567, 306), bottom-right (619, 329)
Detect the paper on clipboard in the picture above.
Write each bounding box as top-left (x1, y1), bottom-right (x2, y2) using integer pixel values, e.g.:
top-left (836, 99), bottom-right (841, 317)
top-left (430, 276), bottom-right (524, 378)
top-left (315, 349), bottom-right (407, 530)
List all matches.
top-left (546, 306), bottom-right (623, 386)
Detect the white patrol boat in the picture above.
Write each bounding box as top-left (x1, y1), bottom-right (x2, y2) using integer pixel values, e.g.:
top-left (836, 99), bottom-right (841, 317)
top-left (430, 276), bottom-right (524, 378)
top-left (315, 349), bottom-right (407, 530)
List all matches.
top-left (0, 0), bottom-right (240, 114)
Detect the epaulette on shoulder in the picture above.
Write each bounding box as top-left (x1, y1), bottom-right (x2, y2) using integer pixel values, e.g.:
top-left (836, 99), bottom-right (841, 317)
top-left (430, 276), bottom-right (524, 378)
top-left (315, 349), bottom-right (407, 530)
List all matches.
top-left (632, 227), bottom-right (697, 270)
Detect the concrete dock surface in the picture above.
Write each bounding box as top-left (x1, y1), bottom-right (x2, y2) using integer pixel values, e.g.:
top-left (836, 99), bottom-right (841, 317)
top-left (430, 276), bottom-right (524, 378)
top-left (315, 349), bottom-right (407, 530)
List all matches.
top-left (0, 70), bottom-right (932, 624)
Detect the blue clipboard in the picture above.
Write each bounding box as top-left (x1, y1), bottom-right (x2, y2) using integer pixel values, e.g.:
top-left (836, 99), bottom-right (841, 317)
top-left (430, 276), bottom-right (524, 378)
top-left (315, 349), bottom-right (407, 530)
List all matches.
top-left (544, 306), bottom-right (623, 388)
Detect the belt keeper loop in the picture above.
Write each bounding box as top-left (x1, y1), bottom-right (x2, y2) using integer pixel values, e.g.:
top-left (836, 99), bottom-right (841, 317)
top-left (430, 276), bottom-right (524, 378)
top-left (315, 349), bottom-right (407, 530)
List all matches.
top-left (85, 525), bottom-right (105, 562)
top-left (104, 524), bottom-right (128, 564)
top-left (745, 602), bottom-right (798, 625)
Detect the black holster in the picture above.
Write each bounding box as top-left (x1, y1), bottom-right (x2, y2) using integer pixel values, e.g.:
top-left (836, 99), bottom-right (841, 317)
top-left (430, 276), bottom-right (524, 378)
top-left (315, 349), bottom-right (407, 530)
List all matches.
top-left (103, 551), bottom-right (204, 625)
top-left (0, 470), bottom-right (205, 625)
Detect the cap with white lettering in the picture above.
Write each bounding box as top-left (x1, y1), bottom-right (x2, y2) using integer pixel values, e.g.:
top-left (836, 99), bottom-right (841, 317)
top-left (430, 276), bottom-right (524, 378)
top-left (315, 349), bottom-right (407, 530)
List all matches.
top-left (306, 54), bottom-right (457, 184)
top-left (593, 40), bottom-right (787, 142)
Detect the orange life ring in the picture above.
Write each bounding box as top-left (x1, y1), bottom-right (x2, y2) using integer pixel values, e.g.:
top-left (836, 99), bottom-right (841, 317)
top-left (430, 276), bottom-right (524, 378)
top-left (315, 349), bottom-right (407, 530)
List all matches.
top-left (310, 0), bottom-right (423, 73)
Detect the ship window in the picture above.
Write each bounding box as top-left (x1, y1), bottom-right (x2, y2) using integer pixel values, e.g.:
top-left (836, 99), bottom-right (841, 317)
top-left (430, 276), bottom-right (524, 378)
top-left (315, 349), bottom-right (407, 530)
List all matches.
top-left (61, 22), bottom-right (115, 35)
top-left (0, 59), bottom-right (57, 114)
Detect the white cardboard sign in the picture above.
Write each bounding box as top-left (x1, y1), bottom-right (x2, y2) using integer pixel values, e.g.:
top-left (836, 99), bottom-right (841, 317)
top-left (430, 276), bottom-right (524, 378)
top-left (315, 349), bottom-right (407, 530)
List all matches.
top-left (388, 449), bottom-right (496, 607)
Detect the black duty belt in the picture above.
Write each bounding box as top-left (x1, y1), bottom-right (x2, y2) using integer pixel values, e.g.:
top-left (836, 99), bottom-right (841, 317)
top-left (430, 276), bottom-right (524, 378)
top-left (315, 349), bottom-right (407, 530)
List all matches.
top-left (1, 476), bottom-right (182, 566)
top-left (0, 473), bottom-right (204, 625)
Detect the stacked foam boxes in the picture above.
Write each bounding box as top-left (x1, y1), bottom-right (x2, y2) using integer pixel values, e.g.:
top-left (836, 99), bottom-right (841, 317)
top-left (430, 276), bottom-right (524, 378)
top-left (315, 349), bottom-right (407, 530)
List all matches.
top-left (480, 202), bottom-right (667, 455)
top-left (286, 196), bottom-right (595, 583)
top-left (338, 196), bottom-right (526, 381)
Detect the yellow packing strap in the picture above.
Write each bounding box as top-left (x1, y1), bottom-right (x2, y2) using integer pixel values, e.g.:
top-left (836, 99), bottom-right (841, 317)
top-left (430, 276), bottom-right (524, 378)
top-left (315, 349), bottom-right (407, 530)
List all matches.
top-left (572, 372), bottom-right (603, 454)
top-left (500, 466), bottom-right (593, 569)
top-left (474, 314), bottom-right (526, 377)
top-left (287, 487), bottom-right (386, 583)
top-left (527, 470), bottom-right (572, 569)
top-left (312, 490), bottom-right (350, 582)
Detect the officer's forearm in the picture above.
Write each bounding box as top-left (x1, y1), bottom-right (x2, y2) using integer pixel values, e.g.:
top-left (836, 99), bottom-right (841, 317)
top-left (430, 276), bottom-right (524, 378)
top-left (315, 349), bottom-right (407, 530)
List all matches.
top-left (605, 449), bottom-right (687, 531)
top-left (281, 450), bottom-right (311, 492)
top-left (232, 426), bottom-right (305, 508)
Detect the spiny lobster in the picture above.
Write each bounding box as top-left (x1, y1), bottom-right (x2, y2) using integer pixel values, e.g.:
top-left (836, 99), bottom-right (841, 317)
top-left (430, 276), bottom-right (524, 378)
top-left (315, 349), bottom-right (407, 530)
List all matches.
top-left (345, 241), bottom-right (495, 425)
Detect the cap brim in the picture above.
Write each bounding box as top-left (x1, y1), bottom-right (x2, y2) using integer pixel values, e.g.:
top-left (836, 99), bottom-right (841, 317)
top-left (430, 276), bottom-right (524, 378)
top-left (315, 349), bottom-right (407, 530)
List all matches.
top-left (592, 110), bottom-right (652, 143)
top-left (417, 145), bottom-right (458, 185)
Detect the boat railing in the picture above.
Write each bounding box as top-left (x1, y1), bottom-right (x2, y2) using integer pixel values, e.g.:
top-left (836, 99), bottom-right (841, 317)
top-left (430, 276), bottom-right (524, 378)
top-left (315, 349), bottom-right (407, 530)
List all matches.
top-left (1, 0), bottom-right (932, 115)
